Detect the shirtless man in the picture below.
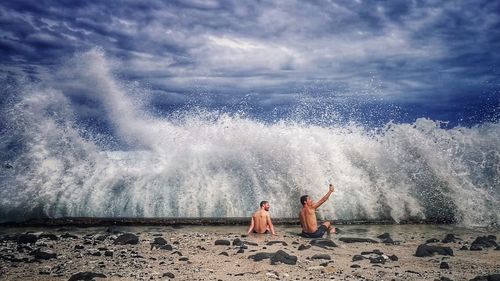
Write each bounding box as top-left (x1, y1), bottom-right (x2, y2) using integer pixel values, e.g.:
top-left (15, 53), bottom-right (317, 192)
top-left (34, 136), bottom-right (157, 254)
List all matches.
top-left (247, 201), bottom-right (276, 235)
top-left (299, 184), bottom-right (336, 238)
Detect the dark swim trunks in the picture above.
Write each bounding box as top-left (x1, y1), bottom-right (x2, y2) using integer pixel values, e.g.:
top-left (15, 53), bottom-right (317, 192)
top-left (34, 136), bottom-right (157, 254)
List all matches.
top-left (253, 229), bottom-right (270, 234)
top-left (301, 225), bottom-right (328, 238)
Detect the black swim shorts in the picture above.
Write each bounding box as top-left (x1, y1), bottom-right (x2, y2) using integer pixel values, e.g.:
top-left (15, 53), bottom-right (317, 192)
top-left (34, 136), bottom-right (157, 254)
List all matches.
top-left (301, 225), bottom-right (328, 238)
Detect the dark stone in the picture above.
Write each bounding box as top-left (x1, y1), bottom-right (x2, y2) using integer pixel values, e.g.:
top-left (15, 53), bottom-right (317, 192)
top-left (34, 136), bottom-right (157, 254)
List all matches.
top-left (339, 237), bottom-right (378, 243)
top-left (361, 249), bottom-right (383, 255)
top-left (439, 262), bottom-right (449, 269)
top-left (310, 238), bottom-right (337, 249)
top-left (311, 254), bottom-right (331, 260)
top-left (351, 264), bottom-right (361, 268)
top-left (244, 241), bottom-right (258, 246)
top-left (17, 234), bottom-right (38, 244)
top-left (460, 246), bottom-right (468, 250)
top-left (91, 252), bottom-right (101, 256)
top-left (159, 245), bottom-right (173, 250)
top-left (369, 256), bottom-right (385, 264)
top-left (179, 257), bottom-right (189, 261)
top-left (469, 274), bottom-right (500, 281)
top-left (248, 252), bottom-right (272, 261)
top-left (31, 249), bottom-right (57, 260)
top-left (352, 255), bottom-right (364, 261)
top-left (68, 271), bottom-right (107, 281)
top-left (442, 234), bottom-right (461, 243)
top-left (389, 254), bottom-right (398, 261)
top-left (495, 246), bottom-right (500, 251)
top-left (298, 244), bottom-right (311, 251)
top-left (74, 245), bottom-right (85, 250)
top-left (426, 238), bottom-right (440, 243)
top-left (232, 238), bottom-right (243, 246)
top-left (469, 244), bottom-right (482, 251)
top-left (39, 233), bottom-right (58, 241)
top-left (214, 239), bottom-right (230, 246)
top-left (61, 233), bottom-right (78, 239)
top-left (163, 272), bottom-right (175, 278)
top-left (114, 233), bottom-right (139, 245)
top-left (219, 252), bottom-right (229, 256)
top-left (266, 241), bottom-right (288, 246)
top-left (150, 237), bottom-right (169, 250)
top-left (248, 250), bottom-right (297, 265)
top-left (104, 251), bottom-right (113, 257)
top-left (377, 233), bottom-right (394, 243)
top-left (415, 244), bottom-right (453, 257)
top-left (95, 235), bottom-right (107, 241)
top-left (270, 250), bottom-right (297, 265)
top-left (471, 236), bottom-right (498, 248)
top-left (237, 248), bottom-right (244, 254)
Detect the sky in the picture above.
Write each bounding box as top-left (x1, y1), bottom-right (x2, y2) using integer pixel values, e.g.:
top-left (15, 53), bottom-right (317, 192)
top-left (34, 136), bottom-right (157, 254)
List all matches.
top-left (1, 0), bottom-right (499, 127)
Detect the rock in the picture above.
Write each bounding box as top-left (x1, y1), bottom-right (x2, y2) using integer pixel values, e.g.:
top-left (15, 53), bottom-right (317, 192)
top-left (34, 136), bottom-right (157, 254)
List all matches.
top-left (17, 234), bottom-right (38, 244)
top-left (471, 236), bottom-right (498, 248)
top-left (31, 249), bottom-right (57, 260)
top-left (310, 238), bottom-right (337, 249)
top-left (426, 238), bottom-right (440, 243)
top-left (361, 249), bottom-right (383, 255)
top-left (266, 241), bottom-right (288, 246)
top-left (311, 254), bottom-right (331, 260)
top-left (95, 235), bottom-right (107, 241)
top-left (218, 251), bottom-right (229, 256)
top-left (163, 272), bottom-right (175, 278)
top-left (270, 250), bottom-right (297, 265)
top-left (442, 234), bottom-right (460, 243)
top-left (469, 244), bottom-right (482, 251)
top-left (266, 272), bottom-right (279, 279)
top-left (440, 262), bottom-right (449, 269)
top-left (39, 233), bottom-right (59, 241)
top-left (339, 237), bottom-right (378, 243)
top-left (114, 233), bottom-right (139, 245)
top-left (469, 274), bottom-right (500, 281)
top-left (415, 244), bottom-right (453, 257)
top-left (352, 255), bottom-right (364, 261)
top-left (248, 250), bottom-right (297, 265)
top-left (104, 251), bottom-right (113, 257)
top-left (496, 246), bottom-right (500, 251)
top-left (61, 233), bottom-right (78, 239)
top-left (38, 265), bottom-right (51, 275)
top-left (244, 241), bottom-right (258, 246)
top-left (74, 245), bottom-right (85, 250)
top-left (159, 245), bottom-right (173, 250)
top-left (237, 248), bottom-right (244, 254)
top-left (298, 244), bottom-right (311, 250)
top-left (68, 271), bottom-right (107, 281)
top-left (151, 237), bottom-right (169, 250)
top-left (351, 264), bottom-right (361, 268)
top-left (233, 238), bottom-right (243, 246)
top-left (369, 256), bottom-right (385, 264)
top-left (377, 233), bottom-right (394, 243)
top-left (389, 254), bottom-right (398, 261)
top-left (214, 239), bottom-right (230, 246)
top-left (460, 246), bottom-right (468, 250)
top-left (179, 257), bottom-right (189, 261)
top-left (248, 252), bottom-right (273, 261)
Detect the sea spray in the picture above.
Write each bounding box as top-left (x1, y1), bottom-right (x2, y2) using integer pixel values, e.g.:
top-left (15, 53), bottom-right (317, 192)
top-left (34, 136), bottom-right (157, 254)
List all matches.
top-left (0, 50), bottom-right (498, 226)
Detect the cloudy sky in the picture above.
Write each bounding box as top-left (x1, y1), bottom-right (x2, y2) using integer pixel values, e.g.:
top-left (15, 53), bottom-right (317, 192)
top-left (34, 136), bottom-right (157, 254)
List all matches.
top-left (1, 0), bottom-right (499, 126)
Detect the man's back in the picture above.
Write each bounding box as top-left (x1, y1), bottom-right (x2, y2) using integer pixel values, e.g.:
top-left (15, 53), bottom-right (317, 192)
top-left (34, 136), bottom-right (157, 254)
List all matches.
top-left (252, 209), bottom-right (270, 233)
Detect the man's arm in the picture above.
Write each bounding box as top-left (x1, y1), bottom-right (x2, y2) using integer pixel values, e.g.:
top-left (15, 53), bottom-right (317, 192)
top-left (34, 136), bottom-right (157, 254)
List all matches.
top-left (247, 216), bottom-right (255, 234)
top-left (266, 213), bottom-right (276, 235)
top-left (312, 184), bottom-right (335, 209)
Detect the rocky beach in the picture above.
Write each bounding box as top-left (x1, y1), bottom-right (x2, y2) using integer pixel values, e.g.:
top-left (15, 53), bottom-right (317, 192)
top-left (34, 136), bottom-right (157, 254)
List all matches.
top-left (0, 224), bottom-right (499, 281)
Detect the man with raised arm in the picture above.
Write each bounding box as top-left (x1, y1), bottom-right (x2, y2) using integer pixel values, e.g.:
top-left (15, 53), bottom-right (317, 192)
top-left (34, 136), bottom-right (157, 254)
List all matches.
top-left (247, 201), bottom-right (276, 235)
top-left (299, 184), bottom-right (336, 238)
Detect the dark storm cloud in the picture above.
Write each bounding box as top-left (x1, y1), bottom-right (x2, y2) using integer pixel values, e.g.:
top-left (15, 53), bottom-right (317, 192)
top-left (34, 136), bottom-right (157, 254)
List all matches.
top-left (0, 0), bottom-right (499, 124)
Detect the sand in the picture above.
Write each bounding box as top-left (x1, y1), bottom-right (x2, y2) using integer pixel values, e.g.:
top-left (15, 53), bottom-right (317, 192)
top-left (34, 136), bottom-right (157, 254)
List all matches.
top-left (0, 224), bottom-right (499, 280)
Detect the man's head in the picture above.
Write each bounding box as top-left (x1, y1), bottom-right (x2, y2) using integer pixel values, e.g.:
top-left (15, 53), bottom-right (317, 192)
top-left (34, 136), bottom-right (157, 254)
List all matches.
top-left (300, 195), bottom-right (310, 206)
top-left (260, 201), bottom-right (270, 211)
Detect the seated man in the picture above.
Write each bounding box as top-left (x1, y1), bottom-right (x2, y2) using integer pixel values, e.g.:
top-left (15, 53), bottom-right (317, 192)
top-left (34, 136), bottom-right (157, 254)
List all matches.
top-left (299, 184), bottom-right (336, 238)
top-left (247, 201), bottom-right (276, 235)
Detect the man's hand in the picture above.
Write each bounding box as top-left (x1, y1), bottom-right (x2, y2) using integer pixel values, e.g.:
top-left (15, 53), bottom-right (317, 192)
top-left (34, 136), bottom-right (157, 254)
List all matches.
top-left (329, 184), bottom-right (335, 192)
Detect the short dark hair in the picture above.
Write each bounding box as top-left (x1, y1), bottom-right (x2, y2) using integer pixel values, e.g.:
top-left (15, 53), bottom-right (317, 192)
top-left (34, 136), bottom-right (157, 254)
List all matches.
top-left (260, 201), bottom-right (268, 207)
top-left (300, 195), bottom-right (308, 206)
